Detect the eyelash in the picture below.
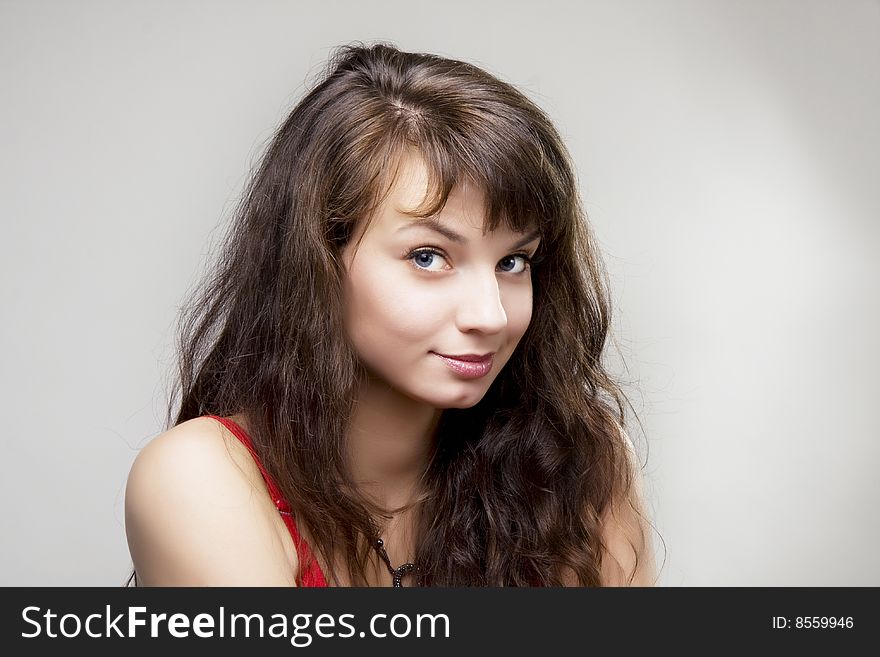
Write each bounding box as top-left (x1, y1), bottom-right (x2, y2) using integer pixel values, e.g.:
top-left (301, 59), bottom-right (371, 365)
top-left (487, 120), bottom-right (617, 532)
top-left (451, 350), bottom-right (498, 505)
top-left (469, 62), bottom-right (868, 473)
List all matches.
top-left (404, 247), bottom-right (535, 274)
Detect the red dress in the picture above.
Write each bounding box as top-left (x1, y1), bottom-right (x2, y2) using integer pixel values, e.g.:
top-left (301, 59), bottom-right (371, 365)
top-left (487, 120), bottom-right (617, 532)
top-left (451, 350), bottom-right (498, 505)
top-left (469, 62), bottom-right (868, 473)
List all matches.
top-left (204, 415), bottom-right (329, 587)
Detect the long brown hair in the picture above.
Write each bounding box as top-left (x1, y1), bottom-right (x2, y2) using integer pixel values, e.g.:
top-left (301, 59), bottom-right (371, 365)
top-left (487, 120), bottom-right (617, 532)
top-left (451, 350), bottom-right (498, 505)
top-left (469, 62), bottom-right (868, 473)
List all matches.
top-left (129, 42), bottom-right (653, 586)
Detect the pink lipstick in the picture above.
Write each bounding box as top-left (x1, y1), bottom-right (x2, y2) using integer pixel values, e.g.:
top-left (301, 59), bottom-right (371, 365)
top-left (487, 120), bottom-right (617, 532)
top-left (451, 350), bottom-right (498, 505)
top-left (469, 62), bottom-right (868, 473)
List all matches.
top-left (432, 352), bottom-right (494, 379)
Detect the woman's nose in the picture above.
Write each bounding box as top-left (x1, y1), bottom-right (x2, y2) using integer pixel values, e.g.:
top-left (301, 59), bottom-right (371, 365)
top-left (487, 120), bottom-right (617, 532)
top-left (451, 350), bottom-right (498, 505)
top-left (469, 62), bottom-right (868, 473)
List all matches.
top-left (454, 273), bottom-right (508, 334)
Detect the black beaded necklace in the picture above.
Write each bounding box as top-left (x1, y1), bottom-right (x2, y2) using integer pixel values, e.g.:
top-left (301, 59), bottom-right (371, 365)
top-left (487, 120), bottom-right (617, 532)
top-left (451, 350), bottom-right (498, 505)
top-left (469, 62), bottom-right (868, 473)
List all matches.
top-left (373, 537), bottom-right (419, 587)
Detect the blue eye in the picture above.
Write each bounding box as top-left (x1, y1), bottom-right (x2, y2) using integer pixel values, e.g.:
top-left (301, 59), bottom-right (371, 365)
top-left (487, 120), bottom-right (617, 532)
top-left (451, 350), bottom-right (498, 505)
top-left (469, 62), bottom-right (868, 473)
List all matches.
top-left (405, 248), bottom-right (533, 274)
top-left (498, 254), bottom-right (531, 274)
top-left (408, 248), bottom-right (447, 272)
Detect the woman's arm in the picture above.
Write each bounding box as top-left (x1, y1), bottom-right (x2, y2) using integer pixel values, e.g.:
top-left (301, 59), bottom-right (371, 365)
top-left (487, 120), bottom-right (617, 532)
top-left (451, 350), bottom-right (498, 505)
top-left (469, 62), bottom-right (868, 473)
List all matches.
top-left (124, 418), bottom-right (299, 586)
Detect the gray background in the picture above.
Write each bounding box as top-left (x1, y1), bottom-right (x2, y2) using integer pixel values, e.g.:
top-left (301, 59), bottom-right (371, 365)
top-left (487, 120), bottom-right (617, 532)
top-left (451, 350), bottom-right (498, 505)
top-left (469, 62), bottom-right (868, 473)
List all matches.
top-left (1, 0), bottom-right (877, 586)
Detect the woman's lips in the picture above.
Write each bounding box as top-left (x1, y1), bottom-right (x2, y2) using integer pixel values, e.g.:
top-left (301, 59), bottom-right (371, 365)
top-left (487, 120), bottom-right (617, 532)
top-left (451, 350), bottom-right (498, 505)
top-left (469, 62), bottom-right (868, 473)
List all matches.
top-left (432, 352), bottom-right (494, 379)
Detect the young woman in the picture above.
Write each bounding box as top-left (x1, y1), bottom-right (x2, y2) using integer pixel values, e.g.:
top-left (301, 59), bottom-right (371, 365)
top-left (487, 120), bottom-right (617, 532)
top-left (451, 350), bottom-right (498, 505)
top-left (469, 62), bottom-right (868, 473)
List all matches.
top-left (124, 42), bottom-right (658, 587)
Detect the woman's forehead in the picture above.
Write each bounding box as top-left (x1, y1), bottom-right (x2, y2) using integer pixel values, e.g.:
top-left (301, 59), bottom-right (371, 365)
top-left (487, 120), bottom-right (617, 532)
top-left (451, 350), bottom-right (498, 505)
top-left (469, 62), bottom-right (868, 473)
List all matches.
top-left (375, 154), bottom-right (538, 240)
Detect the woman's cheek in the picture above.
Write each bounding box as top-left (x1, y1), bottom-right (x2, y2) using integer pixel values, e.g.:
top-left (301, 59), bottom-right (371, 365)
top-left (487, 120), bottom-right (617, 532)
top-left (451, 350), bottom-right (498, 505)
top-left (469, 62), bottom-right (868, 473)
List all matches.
top-left (381, 281), bottom-right (450, 337)
top-left (502, 279), bottom-right (532, 321)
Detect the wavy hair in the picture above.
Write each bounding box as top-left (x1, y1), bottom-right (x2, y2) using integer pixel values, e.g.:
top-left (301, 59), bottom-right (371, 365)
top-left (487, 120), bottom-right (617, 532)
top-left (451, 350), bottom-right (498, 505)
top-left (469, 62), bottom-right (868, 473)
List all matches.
top-left (128, 42), bottom-right (653, 586)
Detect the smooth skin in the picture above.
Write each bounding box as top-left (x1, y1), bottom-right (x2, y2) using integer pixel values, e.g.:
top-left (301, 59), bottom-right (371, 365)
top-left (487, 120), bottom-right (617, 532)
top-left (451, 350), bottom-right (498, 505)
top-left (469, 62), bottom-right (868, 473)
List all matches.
top-left (125, 414), bottom-right (300, 585)
top-left (125, 152), bottom-right (657, 586)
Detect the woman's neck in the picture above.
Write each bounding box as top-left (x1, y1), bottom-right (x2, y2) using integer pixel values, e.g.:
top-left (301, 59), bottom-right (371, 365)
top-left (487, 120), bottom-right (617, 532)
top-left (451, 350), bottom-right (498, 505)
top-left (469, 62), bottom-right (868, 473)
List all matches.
top-left (346, 371), bottom-right (442, 511)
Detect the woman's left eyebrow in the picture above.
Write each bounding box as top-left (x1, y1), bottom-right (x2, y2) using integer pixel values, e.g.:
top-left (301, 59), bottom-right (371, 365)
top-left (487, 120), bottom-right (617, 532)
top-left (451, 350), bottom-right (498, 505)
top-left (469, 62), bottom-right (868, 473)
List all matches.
top-left (511, 229), bottom-right (541, 249)
top-left (398, 217), bottom-right (540, 248)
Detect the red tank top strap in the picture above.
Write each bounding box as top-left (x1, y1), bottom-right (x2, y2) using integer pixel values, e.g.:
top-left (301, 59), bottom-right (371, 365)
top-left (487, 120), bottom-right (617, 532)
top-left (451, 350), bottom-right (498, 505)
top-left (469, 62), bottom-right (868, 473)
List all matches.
top-left (204, 415), bottom-right (328, 587)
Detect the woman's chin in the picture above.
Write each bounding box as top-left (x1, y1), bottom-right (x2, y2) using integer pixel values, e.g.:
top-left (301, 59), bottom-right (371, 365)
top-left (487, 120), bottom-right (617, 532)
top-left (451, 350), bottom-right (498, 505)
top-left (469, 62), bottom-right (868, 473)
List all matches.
top-left (423, 389), bottom-right (489, 410)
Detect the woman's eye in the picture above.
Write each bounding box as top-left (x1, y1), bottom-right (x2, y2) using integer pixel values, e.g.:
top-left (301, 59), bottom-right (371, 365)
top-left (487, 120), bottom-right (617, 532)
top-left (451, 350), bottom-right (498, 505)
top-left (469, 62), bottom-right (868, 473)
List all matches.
top-left (408, 248), bottom-right (448, 272)
top-left (498, 254), bottom-right (531, 274)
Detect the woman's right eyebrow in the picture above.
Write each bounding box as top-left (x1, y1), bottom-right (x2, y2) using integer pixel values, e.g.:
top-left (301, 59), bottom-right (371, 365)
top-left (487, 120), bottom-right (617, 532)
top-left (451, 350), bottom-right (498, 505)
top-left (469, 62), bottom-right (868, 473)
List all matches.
top-left (397, 217), bottom-right (465, 243)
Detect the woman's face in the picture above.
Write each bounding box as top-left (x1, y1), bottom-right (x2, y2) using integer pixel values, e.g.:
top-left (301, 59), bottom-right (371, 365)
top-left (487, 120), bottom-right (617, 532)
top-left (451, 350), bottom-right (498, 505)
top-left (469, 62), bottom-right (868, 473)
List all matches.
top-left (341, 153), bottom-right (540, 409)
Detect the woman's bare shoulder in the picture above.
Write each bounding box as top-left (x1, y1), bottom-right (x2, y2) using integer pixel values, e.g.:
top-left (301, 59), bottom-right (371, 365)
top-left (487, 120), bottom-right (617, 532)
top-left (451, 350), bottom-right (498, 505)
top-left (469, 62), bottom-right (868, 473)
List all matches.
top-left (598, 432), bottom-right (658, 586)
top-left (124, 416), bottom-right (299, 586)
top-left (129, 416), bottom-right (260, 484)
